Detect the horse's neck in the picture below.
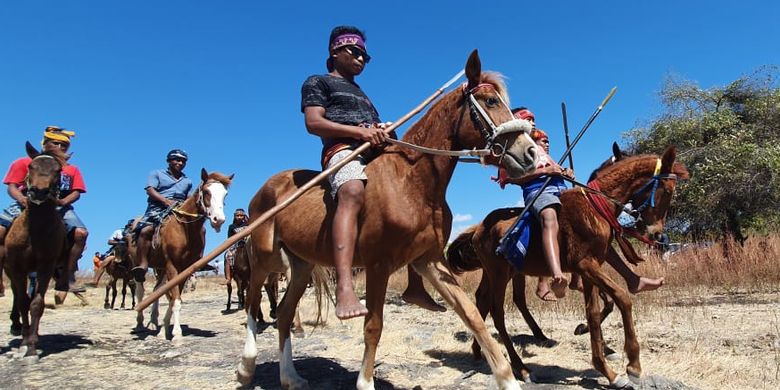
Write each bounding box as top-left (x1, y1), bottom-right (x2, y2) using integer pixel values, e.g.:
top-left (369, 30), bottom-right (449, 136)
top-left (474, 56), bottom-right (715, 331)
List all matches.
top-left (26, 202), bottom-right (59, 234)
top-left (173, 192), bottom-right (206, 233)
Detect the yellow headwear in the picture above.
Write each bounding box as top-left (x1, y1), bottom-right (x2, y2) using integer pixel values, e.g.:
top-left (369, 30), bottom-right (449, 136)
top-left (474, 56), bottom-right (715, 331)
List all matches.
top-left (42, 125), bottom-right (76, 146)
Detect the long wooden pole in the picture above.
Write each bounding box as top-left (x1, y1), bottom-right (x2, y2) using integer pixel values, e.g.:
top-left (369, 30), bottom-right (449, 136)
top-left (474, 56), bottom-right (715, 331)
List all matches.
top-left (136, 69), bottom-right (466, 311)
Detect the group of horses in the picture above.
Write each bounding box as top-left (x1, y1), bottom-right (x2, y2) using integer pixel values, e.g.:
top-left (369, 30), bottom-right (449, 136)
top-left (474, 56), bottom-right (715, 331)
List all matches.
top-left (3, 50), bottom-right (688, 390)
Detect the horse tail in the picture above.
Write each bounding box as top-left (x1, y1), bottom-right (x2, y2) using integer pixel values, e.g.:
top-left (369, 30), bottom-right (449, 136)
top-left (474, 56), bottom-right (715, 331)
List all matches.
top-left (310, 265), bottom-right (333, 327)
top-left (445, 225), bottom-right (482, 275)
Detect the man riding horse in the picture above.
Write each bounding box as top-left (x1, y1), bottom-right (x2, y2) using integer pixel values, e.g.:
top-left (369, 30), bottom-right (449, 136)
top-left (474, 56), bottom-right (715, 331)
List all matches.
top-left (131, 149), bottom-right (193, 282)
top-left (0, 126), bottom-right (89, 302)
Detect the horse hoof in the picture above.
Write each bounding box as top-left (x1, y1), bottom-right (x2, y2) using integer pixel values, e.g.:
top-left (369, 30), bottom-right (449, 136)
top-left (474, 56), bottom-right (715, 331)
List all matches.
top-left (609, 375), bottom-right (634, 389)
top-left (574, 323), bottom-right (589, 335)
top-left (10, 325), bottom-right (22, 336)
top-left (104, 303), bottom-right (110, 310)
top-left (236, 357), bottom-right (256, 385)
top-left (626, 366), bottom-right (641, 379)
top-left (523, 371), bottom-right (536, 383)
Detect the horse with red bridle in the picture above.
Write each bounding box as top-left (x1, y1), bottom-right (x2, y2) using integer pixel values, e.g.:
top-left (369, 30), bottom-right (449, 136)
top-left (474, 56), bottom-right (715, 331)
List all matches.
top-left (3, 142), bottom-right (71, 357)
top-left (447, 146), bottom-right (689, 387)
top-left (132, 169), bottom-right (232, 342)
top-left (236, 51), bottom-right (539, 390)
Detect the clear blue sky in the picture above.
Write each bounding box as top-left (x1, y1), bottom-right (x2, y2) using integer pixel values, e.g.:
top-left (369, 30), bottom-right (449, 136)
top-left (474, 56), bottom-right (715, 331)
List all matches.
top-left (2, 1), bottom-right (779, 272)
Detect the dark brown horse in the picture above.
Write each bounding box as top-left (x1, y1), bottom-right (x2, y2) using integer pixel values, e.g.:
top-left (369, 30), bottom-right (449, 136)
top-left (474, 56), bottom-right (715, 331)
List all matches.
top-left (237, 51), bottom-right (539, 389)
top-left (227, 239), bottom-right (282, 327)
top-left (447, 146), bottom-right (688, 387)
top-left (103, 244), bottom-right (136, 310)
top-left (132, 169), bottom-right (232, 342)
top-left (3, 142), bottom-right (70, 357)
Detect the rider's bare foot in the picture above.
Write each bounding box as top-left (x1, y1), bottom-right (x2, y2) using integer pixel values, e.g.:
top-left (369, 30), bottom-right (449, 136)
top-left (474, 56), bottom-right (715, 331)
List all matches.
top-left (550, 276), bottom-right (568, 299)
top-left (536, 281), bottom-right (557, 302)
top-left (629, 277), bottom-right (664, 294)
top-left (402, 291), bottom-right (447, 312)
top-left (335, 288), bottom-right (368, 320)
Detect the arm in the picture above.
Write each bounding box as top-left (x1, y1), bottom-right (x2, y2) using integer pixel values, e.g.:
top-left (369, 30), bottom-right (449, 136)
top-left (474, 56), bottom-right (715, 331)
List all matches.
top-left (504, 164), bottom-right (574, 186)
top-left (57, 191), bottom-right (81, 207)
top-left (146, 186), bottom-right (175, 207)
top-left (7, 183), bottom-right (28, 208)
top-left (304, 106), bottom-right (387, 146)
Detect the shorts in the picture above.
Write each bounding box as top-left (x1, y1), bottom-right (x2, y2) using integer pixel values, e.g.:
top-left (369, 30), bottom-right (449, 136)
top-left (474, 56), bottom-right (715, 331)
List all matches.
top-left (526, 192), bottom-right (561, 220)
top-left (0, 201), bottom-right (85, 233)
top-left (134, 203), bottom-right (171, 235)
top-left (326, 149), bottom-right (368, 199)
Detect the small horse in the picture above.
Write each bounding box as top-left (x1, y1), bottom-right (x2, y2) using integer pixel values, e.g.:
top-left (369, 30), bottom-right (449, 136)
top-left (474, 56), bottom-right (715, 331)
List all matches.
top-left (103, 244), bottom-right (136, 310)
top-left (237, 51), bottom-right (539, 390)
top-left (447, 146), bottom-right (688, 387)
top-left (132, 169), bottom-right (232, 342)
top-left (228, 239), bottom-right (282, 327)
top-left (3, 142), bottom-right (70, 357)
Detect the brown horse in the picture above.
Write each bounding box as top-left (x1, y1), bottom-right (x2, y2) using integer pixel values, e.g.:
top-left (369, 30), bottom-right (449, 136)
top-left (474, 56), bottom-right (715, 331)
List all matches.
top-left (3, 142), bottom-right (70, 357)
top-left (447, 146), bottom-right (689, 387)
top-left (236, 51), bottom-right (539, 390)
top-left (132, 169), bottom-right (232, 342)
top-left (103, 244), bottom-right (136, 310)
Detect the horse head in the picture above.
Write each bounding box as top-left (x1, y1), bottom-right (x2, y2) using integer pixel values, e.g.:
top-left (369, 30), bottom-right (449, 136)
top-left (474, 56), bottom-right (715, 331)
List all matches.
top-left (24, 141), bottom-right (66, 205)
top-left (587, 142), bottom-right (628, 182)
top-left (197, 168), bottom-right (233, 232)
top-left (594, 145), bottom-right (689, 236)
top-left (458, 50), bottom-right (538, 177)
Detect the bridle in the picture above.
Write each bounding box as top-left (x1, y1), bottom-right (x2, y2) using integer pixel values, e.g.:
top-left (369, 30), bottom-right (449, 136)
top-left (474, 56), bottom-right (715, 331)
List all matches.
top-left (171, 181), bottom-right (210, 223)
top-left (25, 154), bottom-right (61, 205)
top-left (384, 82), bottom-right (532, 161)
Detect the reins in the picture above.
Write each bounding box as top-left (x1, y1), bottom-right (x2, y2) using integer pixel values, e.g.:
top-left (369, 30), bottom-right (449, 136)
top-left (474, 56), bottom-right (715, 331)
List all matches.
top-left (170, 181), bottom-right (215, 224)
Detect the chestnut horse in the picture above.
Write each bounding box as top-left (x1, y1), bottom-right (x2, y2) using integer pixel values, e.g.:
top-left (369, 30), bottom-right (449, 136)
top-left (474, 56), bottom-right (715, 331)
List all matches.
top-left (3, 142), bottom-right (70, 357)
top-left (103, 243), bottom-right (136, 310)
top-left (132, 169), bottom-right (232, 342)
top-left (237, 51), bottom-right (539, 390)
top-left (447, 146), bottom-right (688, 387)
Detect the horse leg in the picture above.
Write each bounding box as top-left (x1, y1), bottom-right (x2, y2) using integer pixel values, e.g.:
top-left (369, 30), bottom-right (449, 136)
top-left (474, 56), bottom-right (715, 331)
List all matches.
top-left (150, 273), bottom-right (166, 333)
top-left (266, 276), bottom-right (278, 319)
top-left (578, 262), bottom-right (633, 389)
top-left (236, 265), bottom-right (271, 385)
top-left (8, 272), bottom-right (27, 338)
top-left (413, 259), bottom-right (521, 389)
top-left (129, 279), bottom-right (136, 308)
top-left (119, 278), bottom-right (127, 309)
top-left (511, 275), bottom-right (548, 341)
top-left (134, 275), bottom-right (146, 331)
top-left (276, 254), bottom-right (313, 390)
top-left (355, 266), bottom-right (389, 390)
top-left (26, 272), bottom-right (52, 358)
top-left (104, 281), bottom-right (110, 309)
top-left (111, 279), bottom-right (118, 309)
top-left (226, 276), bottom-right (233, 311)
top-left (470, 270), bottom-right (493, 360)
top-left (489, 270), bottom-right (532, 380)
top-left (574, 290), bottom-right (615, 335)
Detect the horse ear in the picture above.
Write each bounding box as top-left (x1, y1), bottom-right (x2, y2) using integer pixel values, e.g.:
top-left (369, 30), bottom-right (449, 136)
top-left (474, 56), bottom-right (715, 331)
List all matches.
top-left (228, 173), bottom-right (234, 181)
top-left (612, 142), bottom-right (623, 160)
top-left (465, 49), bottom-right (481, 91)
top-left (201, 168), bottom-right (208, 182)
top-left (660, 145), bottom-right (677, 174)
top-left (25, 141), bottom-right (40, 159)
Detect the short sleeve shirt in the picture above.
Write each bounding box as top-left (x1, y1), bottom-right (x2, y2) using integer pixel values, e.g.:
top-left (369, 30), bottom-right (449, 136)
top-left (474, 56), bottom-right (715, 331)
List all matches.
top-left (146, 169), bottom-right (193, 205)
top-left (301, 74), bottom-right (381, 150)
top-left (3, 156), bottom-right (87, 198)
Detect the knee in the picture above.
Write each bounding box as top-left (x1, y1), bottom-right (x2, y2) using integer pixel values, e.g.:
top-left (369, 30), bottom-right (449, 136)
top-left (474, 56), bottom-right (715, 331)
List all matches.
top-left (337, 182), bottom-right (365, 208)
top-left (73, 228), bottom-right (88, 243)
top-left (540, 209), bottom-right (559, 229)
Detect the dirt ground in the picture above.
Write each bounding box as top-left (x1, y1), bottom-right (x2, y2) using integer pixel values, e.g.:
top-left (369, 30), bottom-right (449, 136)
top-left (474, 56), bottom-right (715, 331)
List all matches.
top-left (0, 276), bottom-right (778, 390)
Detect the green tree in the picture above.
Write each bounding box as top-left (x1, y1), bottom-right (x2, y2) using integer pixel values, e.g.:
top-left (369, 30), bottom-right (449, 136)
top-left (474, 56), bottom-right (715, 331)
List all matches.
top-left (624, 67), bottom-right (780, 242)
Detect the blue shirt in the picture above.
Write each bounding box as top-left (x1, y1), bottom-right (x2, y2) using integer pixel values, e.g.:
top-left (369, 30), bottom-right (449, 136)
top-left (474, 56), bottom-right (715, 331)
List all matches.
top-left (145, 169), bottom-right (193, 206)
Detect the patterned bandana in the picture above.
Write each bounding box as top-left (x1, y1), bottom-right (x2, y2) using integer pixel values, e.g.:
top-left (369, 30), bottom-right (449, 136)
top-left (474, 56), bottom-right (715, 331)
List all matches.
top-left (513, 109), bottom-right (535, 122)
top-left (531, 128), bottom-right (548, 142)
top-left (330, 33), bottom-right (367, 53)
top-left (42, 125), bottom-right (75, 145)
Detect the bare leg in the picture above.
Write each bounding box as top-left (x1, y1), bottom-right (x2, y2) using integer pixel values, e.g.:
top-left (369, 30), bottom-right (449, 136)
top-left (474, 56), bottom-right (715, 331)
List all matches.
top-left (91, 255), bottom-right (113, 286)
top-left (401, 266), bottom-right (446, 312)
top-left (0, 226), bottom-right (6, 297)
top-left (332, 180), bottom-right (368, 319)
top-left (539, 208), bottom-right (567, 298)
top-left (605, 247), bottom-right (664, 294)
top-left (132, 226), bottom-right (153, 282)
top-left (64, 228), bottom-right (87, 292)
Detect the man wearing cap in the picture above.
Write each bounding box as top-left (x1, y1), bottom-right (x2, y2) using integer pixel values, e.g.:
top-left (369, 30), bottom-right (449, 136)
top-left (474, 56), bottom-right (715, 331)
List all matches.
top-left (131, 149), bottom-right (193, 282)
top-left (0, 126), bottom-right (89, 297)
top-left (301, 25), bottom-right (444, 319)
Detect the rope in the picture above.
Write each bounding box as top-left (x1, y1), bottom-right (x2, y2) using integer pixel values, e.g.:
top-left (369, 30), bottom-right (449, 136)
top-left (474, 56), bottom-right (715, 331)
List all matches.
top-left (386, 138), bottom-right (491, 157)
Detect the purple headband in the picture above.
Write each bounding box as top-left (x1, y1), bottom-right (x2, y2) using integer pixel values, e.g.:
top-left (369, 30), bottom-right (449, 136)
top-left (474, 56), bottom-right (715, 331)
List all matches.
top-left (330, 33), bottom-right (367, 52)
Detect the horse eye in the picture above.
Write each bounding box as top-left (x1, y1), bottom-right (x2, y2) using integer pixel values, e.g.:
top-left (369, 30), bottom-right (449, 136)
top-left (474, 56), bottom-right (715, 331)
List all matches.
top-left (485, 97), bottom-right (500, 107)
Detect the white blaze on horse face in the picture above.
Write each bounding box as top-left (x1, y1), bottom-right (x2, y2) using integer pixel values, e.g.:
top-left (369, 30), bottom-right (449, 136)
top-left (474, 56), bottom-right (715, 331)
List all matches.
top-left (204, 182), bottom-right (228, 232)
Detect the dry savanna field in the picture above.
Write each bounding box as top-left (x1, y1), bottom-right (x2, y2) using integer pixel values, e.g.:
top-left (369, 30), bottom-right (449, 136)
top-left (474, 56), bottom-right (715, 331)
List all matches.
top-left (1, 235), bottom-right (779, 390)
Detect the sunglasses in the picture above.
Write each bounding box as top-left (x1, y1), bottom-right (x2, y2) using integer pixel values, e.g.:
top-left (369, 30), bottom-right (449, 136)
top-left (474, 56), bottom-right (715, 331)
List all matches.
top-left (48, 141), bottom-right (70, 148)
top-left (343, 46), bottom-right (371, 63)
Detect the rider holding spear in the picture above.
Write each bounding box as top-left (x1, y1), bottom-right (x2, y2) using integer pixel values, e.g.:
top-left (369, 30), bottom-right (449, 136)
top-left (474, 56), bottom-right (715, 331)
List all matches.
top-left (301, 25), bottom-right (444, 319)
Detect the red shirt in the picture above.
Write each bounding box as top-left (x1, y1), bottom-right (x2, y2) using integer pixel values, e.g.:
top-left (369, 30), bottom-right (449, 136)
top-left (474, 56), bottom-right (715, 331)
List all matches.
top-left (3, 156), bottom-right (87, 198)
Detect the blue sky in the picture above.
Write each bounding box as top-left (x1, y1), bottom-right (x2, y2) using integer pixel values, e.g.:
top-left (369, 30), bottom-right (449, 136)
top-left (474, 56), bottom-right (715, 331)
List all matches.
top-left (2, 1), bottom-right (779, 272)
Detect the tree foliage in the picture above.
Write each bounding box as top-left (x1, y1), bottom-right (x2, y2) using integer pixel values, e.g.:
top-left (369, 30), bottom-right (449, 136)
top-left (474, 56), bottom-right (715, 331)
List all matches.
top-left (624, 67), bottom-right (780, 241)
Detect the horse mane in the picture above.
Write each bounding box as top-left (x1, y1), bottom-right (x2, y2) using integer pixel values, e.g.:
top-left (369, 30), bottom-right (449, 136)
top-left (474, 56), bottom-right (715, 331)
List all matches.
top-left (400, 71), bottom-right (508, 148)
top-left (206, 172), bottom-right (233, 188)
top-left (595, 153), bottom-right (689, 184)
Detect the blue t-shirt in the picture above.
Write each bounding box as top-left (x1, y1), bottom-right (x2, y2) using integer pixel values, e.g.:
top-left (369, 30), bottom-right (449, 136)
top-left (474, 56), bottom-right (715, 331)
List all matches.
top-left (145, 169), bottom-right (193, 206)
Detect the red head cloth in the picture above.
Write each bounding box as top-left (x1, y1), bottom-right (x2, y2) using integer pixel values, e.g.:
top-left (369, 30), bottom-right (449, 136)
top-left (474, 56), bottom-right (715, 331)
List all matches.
top-left (531, 128), bottom-right (548, 142)
top-left (513, 109), bottom-right (535, 122)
